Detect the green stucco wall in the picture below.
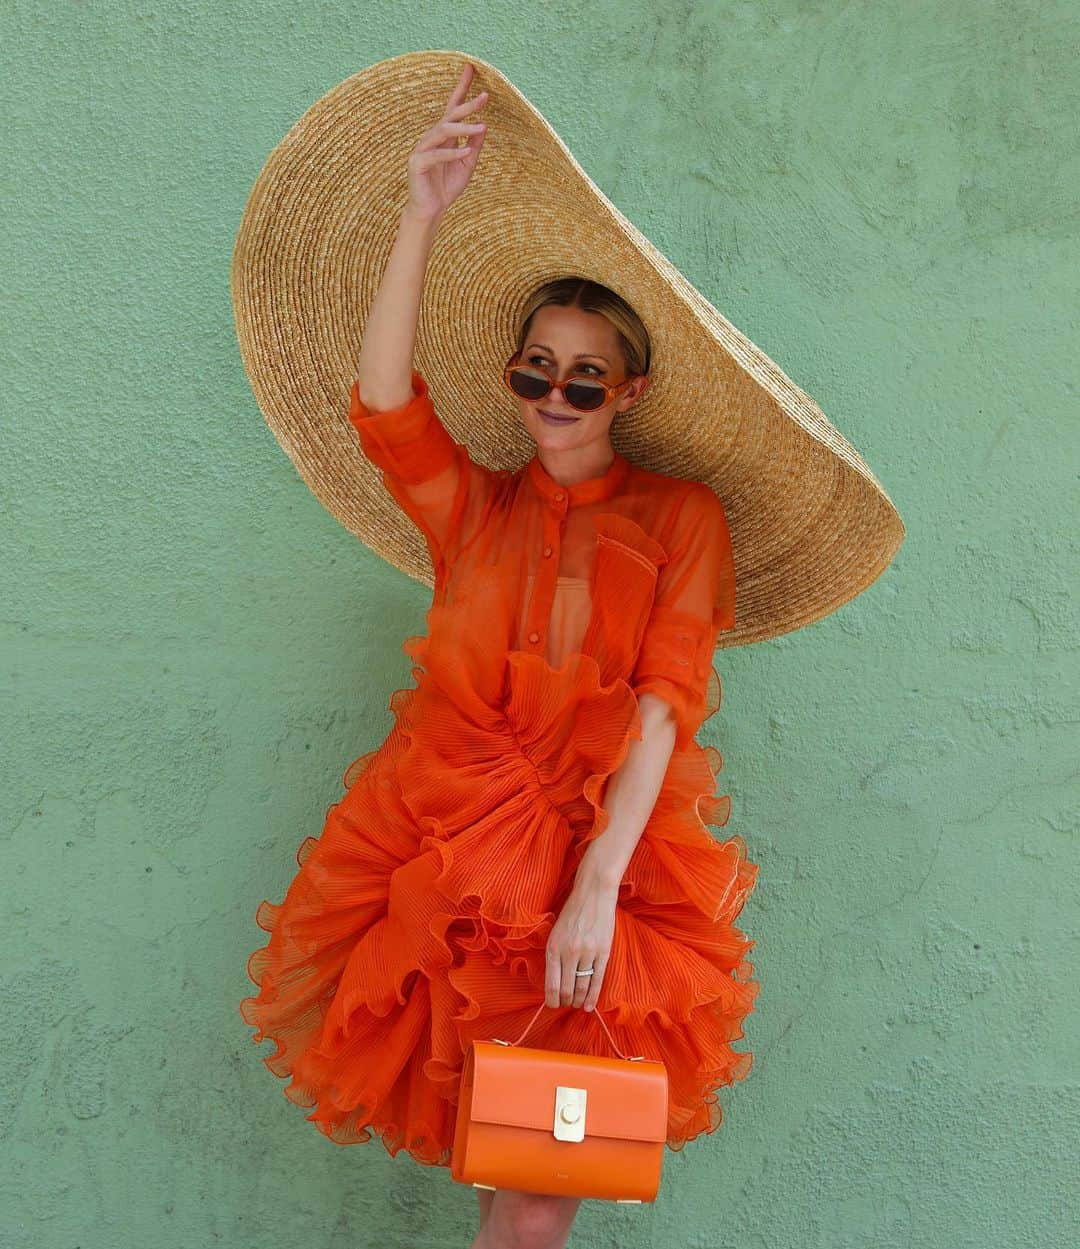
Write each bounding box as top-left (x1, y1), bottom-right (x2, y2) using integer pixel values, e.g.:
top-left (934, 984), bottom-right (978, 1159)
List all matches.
top-left (3, 4), bottom-right (1077, 1247)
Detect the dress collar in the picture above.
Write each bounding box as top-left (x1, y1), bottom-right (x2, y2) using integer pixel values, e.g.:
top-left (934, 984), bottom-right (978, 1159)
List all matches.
top-left (525, 449), bottom-right (631, 506)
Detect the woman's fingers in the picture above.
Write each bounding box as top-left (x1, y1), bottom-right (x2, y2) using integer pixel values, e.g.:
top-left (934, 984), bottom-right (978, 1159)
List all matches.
top-left (580, 950), bottom-right (609, 1012)
top-left (447, 88), bottom-right (487, 121)
top-left (546, 947), bottom-right (608, 1011)
top-left (545, 947), bottom-right (562, 1008)
top-left (442, 64), bottom-right (486, 121)
top-left (413, 146), bottom-right (476, 168)
top-left (404, 65), bottom-right (488, 220)
top-left (546, 941), bottom-right (609, 1011)
top-left (557, 946), bottom-right (599, 1007)
top-left (570, 948), bottom-right (600, 1008)
top-left (560, 955), bottom-right (578, 1007)
top-left (547, 943), bottom-right (591, 1007)
top-left (546, 888), bottom-right (617, 1009)
top-left (414, 119), bottom-right (486, 154)
top-left (443, 61), bottom-right (473, 113)
top-left (412, 128), bottom-right (481, 164)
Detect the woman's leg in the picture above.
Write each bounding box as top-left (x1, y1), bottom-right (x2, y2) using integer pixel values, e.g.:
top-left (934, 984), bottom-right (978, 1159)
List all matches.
top-left (469, 1187), bottom-right (582, 1249)
top-left (475, 1185), bottom-right (495, 1234)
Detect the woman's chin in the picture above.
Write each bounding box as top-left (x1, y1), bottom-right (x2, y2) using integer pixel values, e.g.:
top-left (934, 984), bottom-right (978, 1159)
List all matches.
top-left (525, 417), bottom-right (578, 444)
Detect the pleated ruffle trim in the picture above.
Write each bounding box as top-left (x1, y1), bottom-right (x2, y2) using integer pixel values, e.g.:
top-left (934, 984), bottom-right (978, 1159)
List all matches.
top-left (240, 642), bottom-right (759, 1165)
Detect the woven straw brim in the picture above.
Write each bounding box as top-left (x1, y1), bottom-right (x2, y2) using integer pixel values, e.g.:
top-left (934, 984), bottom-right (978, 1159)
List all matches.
top-left (231, 49), bottom-right (905, 647)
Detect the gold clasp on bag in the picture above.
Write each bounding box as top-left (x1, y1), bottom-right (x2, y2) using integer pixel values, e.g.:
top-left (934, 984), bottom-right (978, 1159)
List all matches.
top-left (553, 1085), bottom-right (587, 1141)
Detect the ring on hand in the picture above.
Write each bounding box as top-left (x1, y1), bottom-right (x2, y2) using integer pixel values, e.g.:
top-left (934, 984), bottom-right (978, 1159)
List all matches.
top-left (574, 966), bottom-right (595, 977)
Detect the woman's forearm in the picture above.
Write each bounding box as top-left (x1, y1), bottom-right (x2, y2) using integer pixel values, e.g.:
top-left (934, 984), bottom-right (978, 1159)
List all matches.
top-left (355, 204), bottom-right (442, 411)
top-left (575, 692), bottom-right (678, 892)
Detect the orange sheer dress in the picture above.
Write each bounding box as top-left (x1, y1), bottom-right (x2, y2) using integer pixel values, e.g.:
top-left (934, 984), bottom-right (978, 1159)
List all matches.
top-left (240, 368), bottom-right (760, 1164)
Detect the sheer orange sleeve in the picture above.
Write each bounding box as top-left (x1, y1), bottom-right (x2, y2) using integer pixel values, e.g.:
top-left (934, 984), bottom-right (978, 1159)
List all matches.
top-left (348, 368), bottom-right (493, 573)
top-left (630, 484), bottom-right (736, 750)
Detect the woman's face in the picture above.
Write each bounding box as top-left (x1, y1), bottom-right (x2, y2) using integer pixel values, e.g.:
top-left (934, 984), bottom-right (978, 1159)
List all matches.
top-left (513, 304), bottom-right (648, 457)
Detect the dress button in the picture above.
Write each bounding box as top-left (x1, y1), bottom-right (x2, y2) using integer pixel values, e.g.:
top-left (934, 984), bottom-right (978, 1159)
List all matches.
top-left (543, 545), bottom-right (553, 558)
top-left (528, 631), bottom-right (540, 644)
top-left (553, 491), bottom-right (565, 503)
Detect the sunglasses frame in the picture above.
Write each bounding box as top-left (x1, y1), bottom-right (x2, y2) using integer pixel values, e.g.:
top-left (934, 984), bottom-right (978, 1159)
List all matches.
top-left (502, 351), bottom-right (639, 414)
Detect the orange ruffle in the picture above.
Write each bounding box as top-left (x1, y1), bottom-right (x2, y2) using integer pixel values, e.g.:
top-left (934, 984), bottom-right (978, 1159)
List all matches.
top-left (240, 640), bottom-right (760, 1166)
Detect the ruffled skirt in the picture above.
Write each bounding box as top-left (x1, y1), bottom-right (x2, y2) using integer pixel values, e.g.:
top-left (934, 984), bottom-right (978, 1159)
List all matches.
top-left (240, 641), bottom-right (760, 1165)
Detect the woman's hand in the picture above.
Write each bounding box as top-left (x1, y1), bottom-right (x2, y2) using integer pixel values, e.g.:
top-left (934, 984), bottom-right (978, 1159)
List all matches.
top-left (545, 877), bottom-right (619, 1012)
top-left (406, 61), bottom-right (488, 222)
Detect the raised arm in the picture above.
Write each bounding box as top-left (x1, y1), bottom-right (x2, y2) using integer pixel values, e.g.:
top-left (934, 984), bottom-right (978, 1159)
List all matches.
top-left (354, 62), bottom-right (487, 410)
top-left (349, 64), bottom-right (491, 574)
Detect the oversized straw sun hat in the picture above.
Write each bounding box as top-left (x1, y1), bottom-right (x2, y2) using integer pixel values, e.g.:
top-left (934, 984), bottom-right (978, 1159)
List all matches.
top-left (231, 49), bottom-right (905, 647)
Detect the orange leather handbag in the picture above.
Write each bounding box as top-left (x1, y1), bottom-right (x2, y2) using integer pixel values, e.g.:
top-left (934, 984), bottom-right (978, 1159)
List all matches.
top-left (450, 998), bottom-right (669, 1203)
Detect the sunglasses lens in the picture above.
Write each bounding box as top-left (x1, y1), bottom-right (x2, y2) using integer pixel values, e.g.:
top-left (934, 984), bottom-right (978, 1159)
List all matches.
top-left (507, 366), bottom-right (609, 412)
top-left (564, 380), bottom-right (607, 411)
top-left (508, 367), bottom-right (551, 401)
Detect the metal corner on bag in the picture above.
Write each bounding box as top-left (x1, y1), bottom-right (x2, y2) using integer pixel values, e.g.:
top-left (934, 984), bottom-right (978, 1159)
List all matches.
top-left (616, 1198), bottom-right (643, 1204)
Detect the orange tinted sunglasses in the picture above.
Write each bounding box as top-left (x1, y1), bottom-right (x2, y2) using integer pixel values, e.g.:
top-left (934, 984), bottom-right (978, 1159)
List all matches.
top-left (502, 352), bottom-right (639, 413)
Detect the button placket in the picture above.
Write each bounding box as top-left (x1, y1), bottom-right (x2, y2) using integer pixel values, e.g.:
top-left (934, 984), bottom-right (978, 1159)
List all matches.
top-left (523, 491), bottom-right (568, 652)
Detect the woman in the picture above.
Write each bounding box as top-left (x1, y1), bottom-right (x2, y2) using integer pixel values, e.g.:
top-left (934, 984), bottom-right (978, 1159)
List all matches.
top-left (241, 63), bottom-right (758, 1249)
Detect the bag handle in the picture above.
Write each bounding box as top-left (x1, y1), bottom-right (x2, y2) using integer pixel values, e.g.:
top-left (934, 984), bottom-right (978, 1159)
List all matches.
top-left (490, 998), bottom-right (645, 1062)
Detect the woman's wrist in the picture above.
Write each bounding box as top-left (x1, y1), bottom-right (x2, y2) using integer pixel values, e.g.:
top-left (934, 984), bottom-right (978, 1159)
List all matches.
top-left (574, 845), bottom-right (624, 897)
top-left (400, 201), bottom-right (444, 233)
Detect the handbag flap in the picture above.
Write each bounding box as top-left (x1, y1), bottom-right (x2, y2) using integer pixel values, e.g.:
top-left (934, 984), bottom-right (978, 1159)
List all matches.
top-left (469, 1040), bottom-right (669, 1143)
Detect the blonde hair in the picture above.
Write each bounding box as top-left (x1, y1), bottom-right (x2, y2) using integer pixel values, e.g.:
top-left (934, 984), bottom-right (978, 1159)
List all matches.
top-left (513, 277), bottom-right (652, 377)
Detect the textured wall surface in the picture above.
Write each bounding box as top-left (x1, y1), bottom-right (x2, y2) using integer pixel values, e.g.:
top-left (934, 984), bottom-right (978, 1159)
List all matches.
top-left (2, 3), bottom-right (1077, 1248)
